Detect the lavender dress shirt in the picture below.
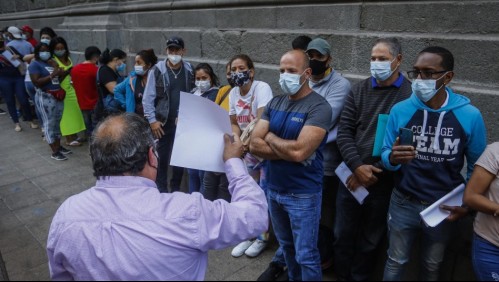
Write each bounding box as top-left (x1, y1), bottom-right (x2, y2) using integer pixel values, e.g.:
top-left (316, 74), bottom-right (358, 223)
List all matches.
top-left (47, 158), bottom-right (268, 281)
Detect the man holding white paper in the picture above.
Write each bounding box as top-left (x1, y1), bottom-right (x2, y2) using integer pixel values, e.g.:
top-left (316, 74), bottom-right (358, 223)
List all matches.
top-left (335, 38), bottom-right (412, 281)
top-left (381, 46), bottom-right (487, 281)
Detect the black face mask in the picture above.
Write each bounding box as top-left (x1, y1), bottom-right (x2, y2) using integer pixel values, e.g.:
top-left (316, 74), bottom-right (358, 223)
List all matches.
top-left (310, 59), bottom-right (329, 76)
top-left (227, 77), bottom-right (236, 88)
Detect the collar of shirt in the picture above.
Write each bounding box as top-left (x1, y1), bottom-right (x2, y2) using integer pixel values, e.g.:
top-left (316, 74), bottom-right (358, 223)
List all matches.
top-left (371, 72), bottom-right (404, 89)
top-left (95, 176), bottom-right (158, 189)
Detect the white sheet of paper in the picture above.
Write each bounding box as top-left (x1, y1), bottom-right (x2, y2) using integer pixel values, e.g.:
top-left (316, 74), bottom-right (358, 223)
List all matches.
top-left (170, 92), bottom-right (232, 173)
top-left (419, 184), bottom-right (466, 228)
top-left (335, 162), bottom-right (369, 204)
top-left (2, 50), bottom-right (20, 67)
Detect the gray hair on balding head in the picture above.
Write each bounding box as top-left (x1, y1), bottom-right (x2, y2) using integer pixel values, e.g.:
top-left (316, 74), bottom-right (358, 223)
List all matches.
top-left (373, 37), bottom-right (402, 57)
top-left (90, 113), bottom-right (155, 179)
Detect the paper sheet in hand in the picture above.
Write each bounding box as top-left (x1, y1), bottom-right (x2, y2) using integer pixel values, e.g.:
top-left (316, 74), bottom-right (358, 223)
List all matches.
top-left (170, 92), bottom-right (232, 173)
top-left (419, 184), bottom-right (465, 227)
top-left (335, 162), bottom-right (369, 204)
top-left (1, 51), bottom-right (20, 67)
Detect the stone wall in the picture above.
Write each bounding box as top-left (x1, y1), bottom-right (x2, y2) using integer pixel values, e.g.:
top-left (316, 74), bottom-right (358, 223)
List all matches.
top-left (1, 1), bottom-right (498, 280)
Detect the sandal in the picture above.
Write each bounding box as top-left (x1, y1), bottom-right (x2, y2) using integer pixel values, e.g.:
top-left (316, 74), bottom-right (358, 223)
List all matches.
top-left (67, 140), bottom-right (82, 147)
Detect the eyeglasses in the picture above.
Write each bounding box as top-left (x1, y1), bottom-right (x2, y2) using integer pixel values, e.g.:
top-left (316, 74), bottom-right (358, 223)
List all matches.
top-left (407, 70), bottom-right (448, 80)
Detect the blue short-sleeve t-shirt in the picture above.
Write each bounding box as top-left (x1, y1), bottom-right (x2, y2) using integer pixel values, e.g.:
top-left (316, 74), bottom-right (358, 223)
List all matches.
top-left (28, 60), bottom-right (61, 91)
top-left (262, 91), bottom-right (332, 194)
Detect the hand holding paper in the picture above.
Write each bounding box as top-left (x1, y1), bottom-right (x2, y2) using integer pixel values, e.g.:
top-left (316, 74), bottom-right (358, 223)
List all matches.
top-left (335, 162), bottom-right (369, 205)
top-left (419, 184), bottom-right (466, 227)
top-left (170, 92), bottom-right (232, 173)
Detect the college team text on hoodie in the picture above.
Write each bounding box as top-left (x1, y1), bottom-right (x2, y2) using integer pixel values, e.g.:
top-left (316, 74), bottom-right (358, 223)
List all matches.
top-left (381, 87), bottom-right (487, 204)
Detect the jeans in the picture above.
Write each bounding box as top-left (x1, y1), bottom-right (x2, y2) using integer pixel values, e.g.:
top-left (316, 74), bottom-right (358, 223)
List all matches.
top-left (156, 122), bottom-right (184, 193)
top-left (267, 188), bottom-right (322, 281)
top-left (472, 233), bottom-right (499, 281)
top-left (202, 172), bottom-right (230, 202)
top-left (81, 110), bottom-right (94, 136)
top-left (334, 180), bottom-right (391, 281)
top-left (188, 169), bottom-right (204, 193)
top-left (25, 81), bottom-right (42, 123)
top-left (383, 189), bottom-right (455, 281)
top-left (0, 76), bottom-right (33, 123)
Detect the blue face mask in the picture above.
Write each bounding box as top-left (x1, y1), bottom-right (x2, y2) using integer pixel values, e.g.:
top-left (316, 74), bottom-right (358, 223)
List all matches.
top-left (134, 65), bottom-right (146, 76)
top-left (54, 50), bottom-right (66, 58)
top-left (279, 71), bottom-right (306, 96)
top-left (39, 51), bottom-right (51, 61)
top-left (40, 38), bottom-right (50, 45)
top-left (117, 63), bottom-right (126, 73)
top-left (412, 73), bottom-right (447, 102)
top-left (370, 58), bottom-right (396, 82)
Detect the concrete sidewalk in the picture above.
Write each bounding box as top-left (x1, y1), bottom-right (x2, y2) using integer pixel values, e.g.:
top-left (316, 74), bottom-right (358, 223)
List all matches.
top-left (0, 105), bottom-right (334, 281)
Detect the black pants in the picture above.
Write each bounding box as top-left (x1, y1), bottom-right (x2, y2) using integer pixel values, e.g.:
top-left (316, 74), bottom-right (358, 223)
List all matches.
top-left (202, 172), bottom-right (230, 202)
top-left (156, 122), bottom-right (184, 193)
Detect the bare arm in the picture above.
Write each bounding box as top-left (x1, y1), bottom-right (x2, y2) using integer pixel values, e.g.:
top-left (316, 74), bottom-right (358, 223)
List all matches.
top-left (265, 125), bottom-right (327, 163)
top-left (249, 119), bottom-right (280, 160)
top-left (463, 165), bottom-right (499, 215)
top-left (230, 115), bottom-right (241, 136)
top-left (105, 81), bottom-right (117, 95)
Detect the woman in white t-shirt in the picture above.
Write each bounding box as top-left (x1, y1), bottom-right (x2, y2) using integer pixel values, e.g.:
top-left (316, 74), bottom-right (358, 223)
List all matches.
top-left (228, 54), bottom-right (273, 259)
top-left (463, 142), bottom-right (499, 281)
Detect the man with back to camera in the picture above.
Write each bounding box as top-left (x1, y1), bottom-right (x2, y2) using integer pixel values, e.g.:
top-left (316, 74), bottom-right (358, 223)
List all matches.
top-left (381, 46), bottom-right (487, 280)
top-left (143, 36), bottom-right (195, 193)
top-left (47, 113), bottom-right (268, 281)
top-left (250, 50), bottom-right (332, 281)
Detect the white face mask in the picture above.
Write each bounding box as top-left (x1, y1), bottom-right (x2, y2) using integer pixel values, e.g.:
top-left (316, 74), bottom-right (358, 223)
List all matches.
top-left (168, 54), bottom-right (182, 65)
top-left (370, 58), bottom-right (396, 82)
top-left (279, 71), bottom-right (306, 96)
top-left (195, 80), bottom-right (211, 92)
top-left (40, 38), bottom-right (50, 45)
top-left (412, 73), bottom-right (447, 102)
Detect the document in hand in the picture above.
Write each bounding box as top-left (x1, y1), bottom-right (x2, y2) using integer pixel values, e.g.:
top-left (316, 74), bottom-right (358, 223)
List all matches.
top-left (419, 184), bottom-right (466, 227)
top-left (1, 50), bottom-right (20, 67)
top-left (335, 162), bottom-right (369, 204)
top-left (170, 92), bottom-right (232, 173)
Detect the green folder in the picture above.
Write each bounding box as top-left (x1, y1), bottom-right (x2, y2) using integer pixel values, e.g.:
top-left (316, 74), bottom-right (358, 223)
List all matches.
top-left (372, 114), bottom-right (389, 157)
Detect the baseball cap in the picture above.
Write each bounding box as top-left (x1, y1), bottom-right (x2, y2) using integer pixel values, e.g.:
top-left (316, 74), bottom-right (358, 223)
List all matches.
top-left (166, 36), bottom-right (184, 49)
top-left (21, 25), bottom-right (33, 34)
top-left (306, 38), bottom-right (331, 56)
top-left (7, 26), bottom-right (22, 39)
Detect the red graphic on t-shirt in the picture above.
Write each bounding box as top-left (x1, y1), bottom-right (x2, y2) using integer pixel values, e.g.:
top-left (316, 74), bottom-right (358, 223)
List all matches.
top-left (237, 99), bottom-right (251, 110)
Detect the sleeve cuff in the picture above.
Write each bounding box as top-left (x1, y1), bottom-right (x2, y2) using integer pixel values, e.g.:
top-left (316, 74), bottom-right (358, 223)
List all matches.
top-left (224, 158), bottom-right (246, 181)
top-left (382, 151), bottom-right (401, 171)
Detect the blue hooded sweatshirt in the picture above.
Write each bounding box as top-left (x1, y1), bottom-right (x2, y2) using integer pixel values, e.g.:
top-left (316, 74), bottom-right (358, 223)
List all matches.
top-left (381, 87), bottom-right (487, 204)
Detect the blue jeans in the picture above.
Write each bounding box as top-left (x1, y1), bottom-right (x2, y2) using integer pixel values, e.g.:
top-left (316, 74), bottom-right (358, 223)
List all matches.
top-left (267, 188), bottom-right (322, 281)
top-left (81, 110), bottom-right (94, 136)
top-left (25, 81), bottom-right (43, 123)
top-left (334, 180), bottom-right (391, 281)
top-left (0, 76), bottom-right (33, 123)
top-left (472, 233), bottom-right (499, 281)
top-left (35, 90), bottom-right (63, 145)
top-left (188, 169), bottom-right (205, 193)
top-left (383, 189), bottom-right (455, 281)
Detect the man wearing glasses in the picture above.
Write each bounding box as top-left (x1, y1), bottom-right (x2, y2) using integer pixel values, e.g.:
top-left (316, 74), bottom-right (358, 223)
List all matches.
top-left (335, 37), bottom-right (411, 281)
top-left (381, 46), bottom-right (487, 280)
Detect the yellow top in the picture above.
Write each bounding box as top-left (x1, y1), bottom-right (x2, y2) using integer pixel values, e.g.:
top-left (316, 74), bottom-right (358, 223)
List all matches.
top-left (214, 85), bottom-right (232, 112)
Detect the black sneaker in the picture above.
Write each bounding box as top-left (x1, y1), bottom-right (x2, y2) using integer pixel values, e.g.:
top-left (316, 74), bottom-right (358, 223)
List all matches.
top-left (257, 262), bottom-right (287, 281)
top-left (0, 109), bottom-right (6, 115)
top-left (59, 146), bottom-right (73, 155)
top-left (51, 152), bottom-right (68, 161)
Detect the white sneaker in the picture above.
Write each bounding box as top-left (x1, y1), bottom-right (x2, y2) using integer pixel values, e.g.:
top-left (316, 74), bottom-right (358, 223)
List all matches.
top-left (14, 123), bottom-right (22, 132)
top-left (245, 239), bottom-right (268, 257)
top-left (231, 240), bottom-right (253, 258)
top-left (30, 122), bottom-right (39, 129)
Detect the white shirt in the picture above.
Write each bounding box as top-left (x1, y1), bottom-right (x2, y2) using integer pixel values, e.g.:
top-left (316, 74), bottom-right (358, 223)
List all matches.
top-left (229, 80), bottom-right (273, 130)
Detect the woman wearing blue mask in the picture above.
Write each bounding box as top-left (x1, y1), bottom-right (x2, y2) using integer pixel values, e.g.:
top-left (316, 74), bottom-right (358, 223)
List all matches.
top-left (51, 36), bottom-right (86, 147)
top-left (114, 49), bottom-right (158, 115)
top-left (94, 48), bottom-right (127, 124)
top-left (29, 43), bottom-right (71, 161)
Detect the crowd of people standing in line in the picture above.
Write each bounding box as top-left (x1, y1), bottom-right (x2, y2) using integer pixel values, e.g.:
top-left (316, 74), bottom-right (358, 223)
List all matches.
top-left (1, 24), bottom-right (498, 281)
